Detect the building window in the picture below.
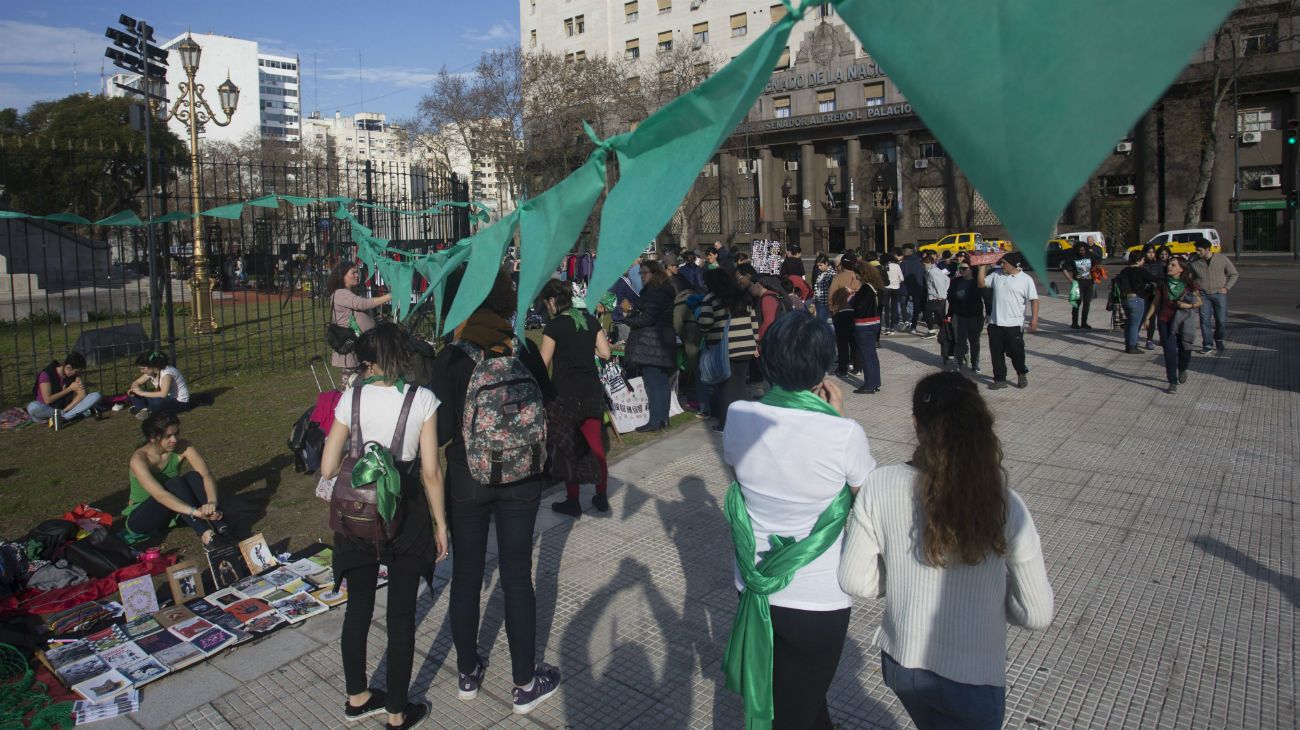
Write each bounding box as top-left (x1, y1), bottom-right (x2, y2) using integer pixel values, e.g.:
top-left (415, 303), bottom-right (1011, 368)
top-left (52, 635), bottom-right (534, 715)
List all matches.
top-left (1237, 108), bottom-right (1276, 133)
top-left (575, 50), bottom-right (586, 61)
top-left (1242, 165), bottom-right (1282, 188)
top-left (657, 30), bottom-right (673, 53)
top-left (625, 0), bottom-right (638, 22)
top-left (693, 22), bottom-right (709, 47)
top-left (626, 76), bottom-right (641, 93)
top-left (694, 62), bottom-right (710, 81)
top-left (731, 13), bottom-right (748, 37)
top-left (774, 95), bottom-right (791, 119)
top-left (530, 30), bottom-right (537, 47)
top-left (770, 3), bottom-right (786, 24)
top-left (530, 0), bottom-right (536, 14)
top-left (1097, 174), bottom-right (1136, 197)
top-left (818, 4), bottom-right (833, 18)
top-left (918, 186), bottom-right (946, 228)
top-left (626, 38), bottom-right (640, 60)
top-left (564, 18), bottom-right (574, 36)
top-left (657, 0), bottom-right (671, 14)
top-left (1240, 24), bottom-right (1277, 56)
top-left (576, 14), bottom-right (585, 33)
top-left (863, 82), bottom-right (884, 107)
top-left (918, 141), bottom-right (945, 159)
top-left (817, 89), bottom-right (835, 112)
top-left (776, 47), bottom-right (790, 70)
top-left (565, 53), bottom-right (575, 62)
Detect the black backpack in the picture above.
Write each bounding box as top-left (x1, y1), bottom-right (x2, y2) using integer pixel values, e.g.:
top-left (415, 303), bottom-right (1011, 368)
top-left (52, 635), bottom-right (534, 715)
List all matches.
top-left (288, 408), bottom-right (326, 474)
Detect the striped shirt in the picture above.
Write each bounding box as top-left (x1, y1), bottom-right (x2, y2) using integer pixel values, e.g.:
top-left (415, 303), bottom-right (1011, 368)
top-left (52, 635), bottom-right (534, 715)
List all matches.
top-left (697, 293), bottom-right (758, 360)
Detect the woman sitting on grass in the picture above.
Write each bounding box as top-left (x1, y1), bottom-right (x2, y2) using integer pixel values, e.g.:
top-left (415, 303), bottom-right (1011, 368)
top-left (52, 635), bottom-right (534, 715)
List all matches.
top-left (124, 352), bottom-right (191, 420)
top-left (26, 351), bottom-right (103, 429)
top-left (121, 411), bottom-right (230, 547)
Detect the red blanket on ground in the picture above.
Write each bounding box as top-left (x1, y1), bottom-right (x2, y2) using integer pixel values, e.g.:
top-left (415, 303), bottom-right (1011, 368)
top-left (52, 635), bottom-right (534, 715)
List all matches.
top-left (0, 555), bottom-right (177, 618)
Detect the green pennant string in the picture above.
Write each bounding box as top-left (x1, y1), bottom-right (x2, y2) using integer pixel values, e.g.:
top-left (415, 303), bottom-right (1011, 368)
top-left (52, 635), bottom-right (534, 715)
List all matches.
top-left (0, 211), bottom-right (29, 219)
top-left (94, 210), bottom-right (144, 226)
top-left (440, 209), bottom-right (520, 335)
top-left (149, 211), bottom-right (195, 224)
top-left (247, 194), bottom-right (281, 209)
top-left (202, 202), bottom-right (245, 220)
top-left (513, 145), bottom-right (609, 340)
top-left (586, 6), bottom-right (796, 300)
top-left (832, 0), bottom-right (1235, 277)
top-left (423, 243), bottom-right (475, 328)
top-left (376, 256), bottom-right (416, 322)
top-left (40, 212), bottom-right (93, 225)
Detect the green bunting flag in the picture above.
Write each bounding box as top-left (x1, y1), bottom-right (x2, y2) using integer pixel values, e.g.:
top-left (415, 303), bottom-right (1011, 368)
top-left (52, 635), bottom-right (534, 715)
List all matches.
top-left (95, 210), bottom-right (144, 227)
top-left (440, 209), bottom-right (521, 335)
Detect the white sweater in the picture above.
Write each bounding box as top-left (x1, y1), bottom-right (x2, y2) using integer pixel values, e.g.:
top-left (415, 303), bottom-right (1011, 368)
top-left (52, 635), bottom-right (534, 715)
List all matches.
top-left (838, 464), bottom-right (1054, 686)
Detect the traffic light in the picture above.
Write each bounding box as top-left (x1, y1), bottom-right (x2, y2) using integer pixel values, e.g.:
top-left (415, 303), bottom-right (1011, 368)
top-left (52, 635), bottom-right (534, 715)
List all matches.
top-left (1287, 120), bottom-right (1298, 146)
top-left (1289, 189), bottom-right (1298, 209)
top-left (105, 15), bottom-right (168, 102)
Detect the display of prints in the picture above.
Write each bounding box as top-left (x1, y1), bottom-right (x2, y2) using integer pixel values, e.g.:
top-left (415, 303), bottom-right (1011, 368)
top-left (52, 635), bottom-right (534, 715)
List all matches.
top-left (121, 657), bottom-right (169, 686)
top-left (98, 642), bottom-right (148, 671)
top-left (231, 575), bottom-right (276, 599)
top-left (262, 568), bottom-right (299, 588)
top-left (73, 669), bottom-right (131, 702)
top-left (86, 626), bottom-right (128, 654)
top-left (269, 593), bottom-right (328, 624)
top-left (115, 575), bottom-right (159, 621)
top-left (238, 534), bottom-right (278, 574)
top-left (168, 617), bottom-right (214, 641)
top-left (45, 641), bottom-right (93, 669)
top-left (190, 627), bottom-right (235, 655)
top-left (205, 587), bottom-right (243, 607)
top-left (56, 655), bottom-right (110, 685)
top-left (150, 639), bottom-right (204, 671)
top-left (133, 630), bottom-right (182, 656)
top-left (605, 374), bottom-right (686, 434)
top-left (224, 598), bottom-right (272, 624)
top-left (121, 615), bottom-right (163, 640)
top-left (285, 558), bottom-right (332, 584)
top-left (73, 689), bottom-right (140, 725)
top-left (205, 542), bottom-right (250, 589)
top-left (242, 613), bottom-right (287, 634)
top-left (307, 549), bottom-right (333, 568)
top-left (166, 561), bottom-right (206, 604)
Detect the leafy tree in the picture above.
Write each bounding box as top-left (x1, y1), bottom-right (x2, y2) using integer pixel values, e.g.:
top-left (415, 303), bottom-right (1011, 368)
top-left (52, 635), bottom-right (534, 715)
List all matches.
top-left (0, 93), bottom-right (188, 220)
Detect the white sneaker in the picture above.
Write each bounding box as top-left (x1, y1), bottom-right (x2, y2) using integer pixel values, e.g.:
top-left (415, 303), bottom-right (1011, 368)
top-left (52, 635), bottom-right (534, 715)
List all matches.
top-left (111, 403), bottom-right (127, 412)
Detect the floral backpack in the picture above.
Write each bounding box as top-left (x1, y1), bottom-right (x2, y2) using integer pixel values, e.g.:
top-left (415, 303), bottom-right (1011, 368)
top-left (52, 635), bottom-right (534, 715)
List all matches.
top-left (454, 340), bottom-right (547, 485)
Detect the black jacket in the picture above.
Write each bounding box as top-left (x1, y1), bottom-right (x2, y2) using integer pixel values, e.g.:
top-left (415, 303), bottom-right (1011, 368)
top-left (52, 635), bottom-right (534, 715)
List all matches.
top-left (623, 282), bottom-right (678, 369)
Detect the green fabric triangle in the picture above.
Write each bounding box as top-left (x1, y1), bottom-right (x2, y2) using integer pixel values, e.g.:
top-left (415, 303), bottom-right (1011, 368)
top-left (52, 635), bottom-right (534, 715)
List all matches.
top-left (149, 211), bottom-right (195, 225)
top-left (247, 195), bottom-right (281, 208)
top-left (202, 202), bottom-right (245, 220)
top-left (440, 210), bottom-right (521, 335)
top-left (39, 213), bottom-right (92, 225)
top-left (94, 210), bottom-right (144, 226)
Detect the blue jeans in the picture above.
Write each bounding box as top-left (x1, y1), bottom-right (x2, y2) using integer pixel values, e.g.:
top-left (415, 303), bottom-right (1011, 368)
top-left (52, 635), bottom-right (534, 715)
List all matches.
top-left (1157, 318), bottom-right (1192, 384)
top-left (695, 359), bottom-right (713, 416)
top-left (1199, 291), bottom-right (1227, 348)
top-left (128, 395), bottom-right (190, 414)
top-left (882, 652), bottom-right (1005, 730)
top-left (852, 322), bottom-right (882, 391)
top-left (640, 364), bottom-right (672, 428)
top-left (1122, 297), bottom-right (1146, 350)
top-left (814, 301), bottom-right (832, 330)
top-left (26, 392), bottom-right (102, 422)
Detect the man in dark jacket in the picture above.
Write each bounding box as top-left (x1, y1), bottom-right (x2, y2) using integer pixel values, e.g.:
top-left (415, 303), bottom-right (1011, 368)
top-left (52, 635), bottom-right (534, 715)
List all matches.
top-left (899, 244), bottom-right (926, 331)
top-left (779, 243), bottom-right (805, 278)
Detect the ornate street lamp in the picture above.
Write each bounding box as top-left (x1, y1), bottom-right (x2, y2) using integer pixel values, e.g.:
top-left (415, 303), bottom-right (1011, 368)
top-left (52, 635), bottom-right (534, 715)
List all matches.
top-left (151, 34), bottom-right (239, 333)
top-left (872, 173), bottom-right (896, 252)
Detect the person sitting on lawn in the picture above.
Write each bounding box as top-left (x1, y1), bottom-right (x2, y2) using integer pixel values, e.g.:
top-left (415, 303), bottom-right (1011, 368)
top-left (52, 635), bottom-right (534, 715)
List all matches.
top-left (26, 351), bottom-right (103, 430)
top-left (125, 352), bottom-right (191, 419)
top-left (121, 411), bottom-right (230, 547)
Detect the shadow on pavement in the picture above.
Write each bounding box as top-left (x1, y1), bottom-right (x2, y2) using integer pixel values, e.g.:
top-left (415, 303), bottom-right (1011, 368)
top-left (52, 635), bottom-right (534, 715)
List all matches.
top-left (1191, 535), bottom-right (1297, 610)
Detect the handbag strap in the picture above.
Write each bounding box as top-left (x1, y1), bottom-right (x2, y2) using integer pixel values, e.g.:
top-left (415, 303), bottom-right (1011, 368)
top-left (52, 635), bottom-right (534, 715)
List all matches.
top-left (348, 385), bottom-right (364, 460)
top-left (389, 387), bottom-right (418, 455)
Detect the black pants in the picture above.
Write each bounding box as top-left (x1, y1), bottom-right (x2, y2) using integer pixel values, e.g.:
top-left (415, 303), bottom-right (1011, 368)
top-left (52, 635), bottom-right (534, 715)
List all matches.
top-left (770, 605), bottom-right (850, 730)
top-left (340, 555), bottom-right (426, 713)
top-left (907, 289), bottom-right (926, 328)
top-left (987, 325), bottom-right (1027, 381)
top-left (832, 311), bottom-right (857, 374)
top-left (953, 314), bottom-right (983, 367)
top-left (880, 289), bottom-right (898, 330)
top-left (714, 356), bottom-right (753, 428)
top-left (1071, 279), bottom-right (1095, 326)
top-left (448, 463), bottom-right (542, 686)
top-left (124, 472), bottom-right (220, 537)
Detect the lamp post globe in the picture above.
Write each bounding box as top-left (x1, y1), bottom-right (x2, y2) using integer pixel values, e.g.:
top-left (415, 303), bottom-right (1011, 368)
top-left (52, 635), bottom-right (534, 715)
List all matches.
top-left (217, 77), bottom-right (240, 117)
top-left (177, 35), bottom-right (201, 74)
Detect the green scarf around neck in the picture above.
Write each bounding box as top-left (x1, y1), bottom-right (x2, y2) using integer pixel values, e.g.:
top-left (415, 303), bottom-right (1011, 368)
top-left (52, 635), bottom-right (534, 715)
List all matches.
top-left (363, 374), bottom-right (407, 393)
top-left (722, 386), bottom-right (852, 730)
top-left (1167, 277), bottom-right (1186, 301)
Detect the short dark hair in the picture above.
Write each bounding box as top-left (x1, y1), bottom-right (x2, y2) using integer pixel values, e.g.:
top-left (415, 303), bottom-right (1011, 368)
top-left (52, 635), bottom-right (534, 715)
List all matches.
top-left (734, 263), bottom-right (758, 279)
top-left (759, 311), bottom-right (835, 391)
top-left (1001, 252), bottom-right (1026, 269)
top-left (902, 244), bottom-right (916, 253)
top-left (1194, 238), bottom-right (1212, 250)
top-left (539, 279), bottom-right (573, 312)
top-left (1128, 250), bottom-right (1144, 265)
top-left (355, 322), bottom-right (411, 380)
top-left (64, 352), bottom-right (87, 370)
top-left (134, 351), bottom-right (170, 369)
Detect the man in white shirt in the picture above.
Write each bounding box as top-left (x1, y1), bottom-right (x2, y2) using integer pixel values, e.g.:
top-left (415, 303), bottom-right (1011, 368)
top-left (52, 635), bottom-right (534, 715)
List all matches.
top-left (921, 254), bottom-right (950, 341)
top-left (977, 253), bottom-right (1039, 390)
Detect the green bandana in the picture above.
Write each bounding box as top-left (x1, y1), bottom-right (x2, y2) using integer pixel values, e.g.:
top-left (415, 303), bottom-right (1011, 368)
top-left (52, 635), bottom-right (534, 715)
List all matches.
top-left (1167, 278), bottom-right (1186, 301)
top-left (722, 386), bottom-right (851, 730)
top-left (350, 442), bottom-right (400, 525)
top-left (363, 375), bottom-right (407, 393)
top-left (565, 307), bottom-right (589, 332)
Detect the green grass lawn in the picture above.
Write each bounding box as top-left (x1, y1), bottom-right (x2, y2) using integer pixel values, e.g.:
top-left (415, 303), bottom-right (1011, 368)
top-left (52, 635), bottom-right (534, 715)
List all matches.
top-left (0, 365), bottom-right (698, 563)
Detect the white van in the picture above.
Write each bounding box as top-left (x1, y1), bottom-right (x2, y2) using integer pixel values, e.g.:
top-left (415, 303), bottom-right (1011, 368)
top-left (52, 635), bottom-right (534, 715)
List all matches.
top-left (1061, 231), bottom-right (1107, 258)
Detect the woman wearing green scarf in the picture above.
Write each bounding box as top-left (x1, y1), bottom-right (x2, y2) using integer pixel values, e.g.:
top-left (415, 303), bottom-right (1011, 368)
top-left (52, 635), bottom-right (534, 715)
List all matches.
top-left (320, 323), bottom-right (447, 730)
top-left (1141, 257), bottom-right (1202, 394)
top-left (721, 311), bottom-right (876, 730)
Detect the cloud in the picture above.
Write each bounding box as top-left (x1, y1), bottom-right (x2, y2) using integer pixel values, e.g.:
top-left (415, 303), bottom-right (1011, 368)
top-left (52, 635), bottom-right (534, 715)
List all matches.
top-left (318, 66), bottom-right (442, 88)
top-left (462, 22), bottom-right (517, 44)
top-left (0, 21), bottom-right (105, 77)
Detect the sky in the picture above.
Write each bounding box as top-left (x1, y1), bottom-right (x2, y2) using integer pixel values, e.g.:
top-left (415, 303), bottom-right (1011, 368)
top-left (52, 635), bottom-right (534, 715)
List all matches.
top-left (0, 0), bottom-right (521, 122)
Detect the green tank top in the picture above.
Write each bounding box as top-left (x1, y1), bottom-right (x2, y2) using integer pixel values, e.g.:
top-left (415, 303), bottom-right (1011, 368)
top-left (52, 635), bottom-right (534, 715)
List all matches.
top-left (123, 452), bottom-right (184, 518)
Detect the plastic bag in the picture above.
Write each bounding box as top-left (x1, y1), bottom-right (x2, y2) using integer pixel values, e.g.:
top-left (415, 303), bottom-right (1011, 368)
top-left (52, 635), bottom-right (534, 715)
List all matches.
top-left (1068, 280), bottom-right (1081, 307)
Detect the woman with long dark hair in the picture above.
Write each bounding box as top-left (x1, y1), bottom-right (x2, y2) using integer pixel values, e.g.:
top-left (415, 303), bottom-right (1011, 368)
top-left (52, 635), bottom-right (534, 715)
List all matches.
top-left (320, 322), bottom-right (446, 729)
top-left (622, 260), bottom-right (678, 432)
top-left (848, 261), bottom-right (885, 394)
top-left (697, 266), bottom-right (758, 432)
top-left (839, 372), bottom-right (1053, 730)
top-left (538, 279), bottom-right (613, 517)
top-left (126, 351), bottom-right (191, 419)
top-left (327, 260), bottom-right (392, 374)
top-left (1142, 256), bottom-right (1202, 394)
top-left (122, 411), bottom-right (229, 546)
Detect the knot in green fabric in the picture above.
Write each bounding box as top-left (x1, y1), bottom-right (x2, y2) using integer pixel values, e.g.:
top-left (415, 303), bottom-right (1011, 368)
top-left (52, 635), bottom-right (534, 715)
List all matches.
top-left (351, 442), bottom-right (400, 524)
top-left (582, 121), bottom-right (616, 155)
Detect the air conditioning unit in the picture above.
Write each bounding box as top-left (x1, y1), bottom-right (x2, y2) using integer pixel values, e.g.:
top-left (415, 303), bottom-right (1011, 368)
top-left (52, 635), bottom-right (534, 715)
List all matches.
top-left (1259, 174), bottom-right (1282, 189)
top-left (1240, 131), bottom-right (1262, 144)
top-left (1115, 141), bottom-right (1133, 154)
top-left (914, 158), bottom-right (929, 170)
top-left (1116, 184), bottom-right (1136, 195)
top-left (785, 160), bottom-right (799, 171)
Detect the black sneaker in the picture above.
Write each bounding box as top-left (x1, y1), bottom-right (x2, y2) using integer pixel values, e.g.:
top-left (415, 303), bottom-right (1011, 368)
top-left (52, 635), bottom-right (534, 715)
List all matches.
top-left (1215, 340), bottom-right (1226, 353)
top-left (591, 493), bottom-right (610, 513)
top-left (458, 656), bottom-right (488, 700)
top-left (343, 689), bottom-right (386, 722)
top-left (989, 380), bottom-right (1009, 390)
top-left (852, 386), bottom-right (879, 394)
top-left (385, 702), bottom-right (428, 729)
top-left (1016, 374), bottom-right (1029, 389)
top-left (1178, 369), bottom-right (1188, 384)
top-left (512, 664), bottom-right (561, 715)
top-left (1167, 382), bottom-right (1178, 394)
top-left (551, 498), bottom-right (581, 518)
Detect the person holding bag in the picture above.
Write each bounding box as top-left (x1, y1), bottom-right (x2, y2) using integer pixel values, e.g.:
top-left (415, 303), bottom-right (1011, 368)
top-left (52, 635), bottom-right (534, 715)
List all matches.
top-left (722, 312), bottom-right (876, 730)
top-left (319, 323), bottom-right (446, 730)
top-left (621, 260), bottom-right (678, 433)
top-left (696, 268), bottom-right (757, 433)
top-left (848, 261), bottom-right (885, 395)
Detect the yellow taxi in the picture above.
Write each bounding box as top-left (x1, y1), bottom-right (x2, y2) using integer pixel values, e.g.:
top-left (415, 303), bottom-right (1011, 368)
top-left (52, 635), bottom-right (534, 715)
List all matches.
top-left (1126, 228), bottom-right (1222, 256)
top-left (919, 232), bottom-right (981, 255)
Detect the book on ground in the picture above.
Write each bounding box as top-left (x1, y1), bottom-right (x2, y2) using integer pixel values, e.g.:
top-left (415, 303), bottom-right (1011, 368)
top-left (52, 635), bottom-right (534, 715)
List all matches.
top-left (73, 689), bottom-right (139, 724)
top-left (121, 615), bottom-right (163, 641)
top-left (98, 642), bottom-right (148, 671)
top-left (269, 593), bottom-right (328, 624)
top-left (190, 626), bottom-right (236, 655)
top-left (168, 617), bottom-right (214, 641)
top-left (121, 657), bottom-right (169, 686)
top-left (72, 669), bottom-right (130, 702)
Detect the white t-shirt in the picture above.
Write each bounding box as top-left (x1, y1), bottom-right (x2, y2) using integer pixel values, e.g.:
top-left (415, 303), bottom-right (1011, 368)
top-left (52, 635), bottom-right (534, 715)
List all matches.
top-left (886, 263), bottom-right (903, 290)
top-left (334, 384), bottom-right (439, 462)
top-left (723, 400), bottom-right (876, 610)
top-left (153, 366), bottom-right (190, 403)
top-left (987, 270), bottom-right (1038, 327)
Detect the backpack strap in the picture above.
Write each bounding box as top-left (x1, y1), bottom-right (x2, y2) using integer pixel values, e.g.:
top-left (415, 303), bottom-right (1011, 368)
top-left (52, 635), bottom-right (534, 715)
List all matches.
top-left (348, 386), bottom-right (364, 460)
top-left (453, 339), bottom-right (484, 364)
top-left (389, 387), bottom-right (418, 456)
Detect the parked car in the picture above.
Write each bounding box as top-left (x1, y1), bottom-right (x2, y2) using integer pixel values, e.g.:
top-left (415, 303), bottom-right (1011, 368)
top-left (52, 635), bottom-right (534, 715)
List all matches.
top-left (1127, 228), bottom-right (1222, 256)
top-left (920, 232), bottom-right (1007, 256)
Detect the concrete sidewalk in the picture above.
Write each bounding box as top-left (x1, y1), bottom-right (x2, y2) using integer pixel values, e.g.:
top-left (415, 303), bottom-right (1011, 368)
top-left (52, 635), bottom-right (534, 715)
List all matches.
top-left (98, 294), bottom-right (1296, 729)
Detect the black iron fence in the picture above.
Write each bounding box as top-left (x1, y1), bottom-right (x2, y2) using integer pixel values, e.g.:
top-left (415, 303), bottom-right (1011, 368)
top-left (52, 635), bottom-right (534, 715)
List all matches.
top-left (0, 144), bottom-right (469, 407)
